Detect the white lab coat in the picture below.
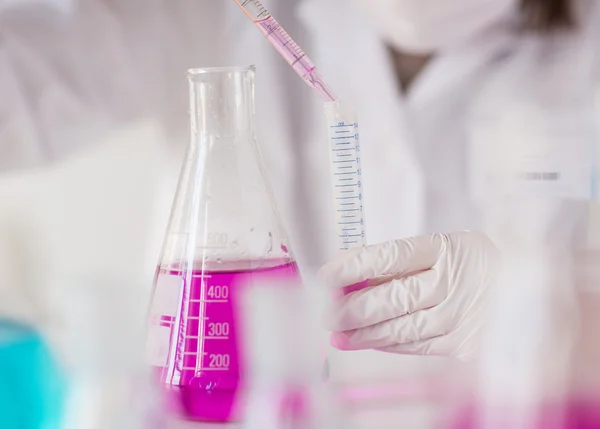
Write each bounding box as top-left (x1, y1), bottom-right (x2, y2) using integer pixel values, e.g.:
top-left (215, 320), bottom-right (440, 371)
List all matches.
top-left (1, 0), bottom-right (599, 384)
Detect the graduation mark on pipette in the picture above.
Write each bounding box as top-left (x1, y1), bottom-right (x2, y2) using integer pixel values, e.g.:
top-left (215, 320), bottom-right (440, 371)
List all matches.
top-left (324, 108), bottom-right (366, 251)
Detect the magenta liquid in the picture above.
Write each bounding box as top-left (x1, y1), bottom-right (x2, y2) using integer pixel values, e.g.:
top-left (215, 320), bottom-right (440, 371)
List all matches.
top-left (147, 259), bottom-right (300, 422)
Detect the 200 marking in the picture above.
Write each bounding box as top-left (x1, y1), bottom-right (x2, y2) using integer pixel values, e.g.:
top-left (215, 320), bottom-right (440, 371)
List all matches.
top-left (209, 354), bottom-right (230, 368)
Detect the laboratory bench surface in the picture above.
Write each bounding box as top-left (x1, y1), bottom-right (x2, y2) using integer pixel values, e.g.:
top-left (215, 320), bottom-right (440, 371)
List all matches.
top-left (163, 358), bottom-right (462, 428)
top-left (167, 403), bottom-right (440, 429)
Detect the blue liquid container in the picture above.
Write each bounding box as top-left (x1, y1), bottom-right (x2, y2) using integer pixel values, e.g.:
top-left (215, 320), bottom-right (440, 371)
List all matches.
top-left (0, 320), bottom-right (65, 429)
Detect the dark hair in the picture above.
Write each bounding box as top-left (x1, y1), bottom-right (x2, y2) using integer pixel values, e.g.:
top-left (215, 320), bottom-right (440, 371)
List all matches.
top-left (520, 0), bottom-right (576, 32)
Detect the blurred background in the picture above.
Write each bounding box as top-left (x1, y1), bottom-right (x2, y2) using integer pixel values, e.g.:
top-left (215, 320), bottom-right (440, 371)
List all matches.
top-left (1, 0), bottom-right (599, 428)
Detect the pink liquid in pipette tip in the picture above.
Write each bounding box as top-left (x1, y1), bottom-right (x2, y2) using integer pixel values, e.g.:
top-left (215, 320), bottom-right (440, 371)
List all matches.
top-left (249, 9), bottom-right (337, 101)
top-left (151, 259), bottom-right (300, 422)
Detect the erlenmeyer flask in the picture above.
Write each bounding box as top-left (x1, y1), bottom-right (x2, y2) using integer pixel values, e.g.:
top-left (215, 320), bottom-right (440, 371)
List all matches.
top-left (146, 66), bottom-right (300, 423)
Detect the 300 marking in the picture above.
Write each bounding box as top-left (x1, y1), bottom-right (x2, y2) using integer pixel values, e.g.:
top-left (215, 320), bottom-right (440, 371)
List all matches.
top-left (208, 322), bottom-right (230, 337)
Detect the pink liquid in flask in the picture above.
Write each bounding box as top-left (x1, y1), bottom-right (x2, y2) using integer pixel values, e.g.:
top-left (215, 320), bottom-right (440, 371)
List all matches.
top-left (148, 258), bottom-right (300, 422)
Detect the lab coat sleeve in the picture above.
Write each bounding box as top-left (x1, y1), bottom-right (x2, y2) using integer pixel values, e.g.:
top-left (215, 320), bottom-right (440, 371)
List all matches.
top-left (0, 0), bottom-right (228, 172)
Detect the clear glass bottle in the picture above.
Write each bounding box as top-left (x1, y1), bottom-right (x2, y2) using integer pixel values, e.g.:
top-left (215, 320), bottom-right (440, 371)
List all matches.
top-left (448, 198), bottom-right (587, 429)
top-left (240, 281), bottom-right (350, 429)
top-left (61, 275), bottom-right (165, 429)
top-left (146, 66), bottom-right (300, 422)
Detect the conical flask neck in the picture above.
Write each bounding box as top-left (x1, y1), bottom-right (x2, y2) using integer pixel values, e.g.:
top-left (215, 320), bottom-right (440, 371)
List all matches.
top-left (162, 65), bottom-right (294, 265)
top-left (188, 67), bottom-right (256, 140)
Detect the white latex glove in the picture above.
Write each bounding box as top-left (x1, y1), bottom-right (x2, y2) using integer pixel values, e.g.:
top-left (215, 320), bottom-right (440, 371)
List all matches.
top-left (318, 231), bottom-right (500, 361)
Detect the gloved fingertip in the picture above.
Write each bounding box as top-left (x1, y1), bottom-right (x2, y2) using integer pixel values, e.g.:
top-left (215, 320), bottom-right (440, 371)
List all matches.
top-left (330, 332), bottom-right (353, 350)
top-left (317, 268), bottom-right (347, 291)
top-left (317, 247), bottom-right (366, 288)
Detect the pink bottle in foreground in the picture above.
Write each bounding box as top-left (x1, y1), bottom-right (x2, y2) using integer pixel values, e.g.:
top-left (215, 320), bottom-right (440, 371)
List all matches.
top-left (445, 237), bottom-right (600, 429)
top-left (145, 66), bottom-right (300, 422)
top-left (448, 399), bottom-right (600, 429)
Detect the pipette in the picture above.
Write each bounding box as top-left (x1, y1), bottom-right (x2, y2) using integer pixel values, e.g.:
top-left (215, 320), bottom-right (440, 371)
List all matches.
top-left (233, 0), bottom-right (367, 252)
top-left (233, 0), bottom-right (337, 102)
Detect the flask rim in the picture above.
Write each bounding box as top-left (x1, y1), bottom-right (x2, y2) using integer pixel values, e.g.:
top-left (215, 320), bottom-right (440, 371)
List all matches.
top-left (187, 65), bottom-right (256, 77)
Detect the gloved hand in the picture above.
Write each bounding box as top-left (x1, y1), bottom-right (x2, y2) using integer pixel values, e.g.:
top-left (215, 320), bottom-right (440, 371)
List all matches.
top-left (318, 231), bottom-right (500, 361)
